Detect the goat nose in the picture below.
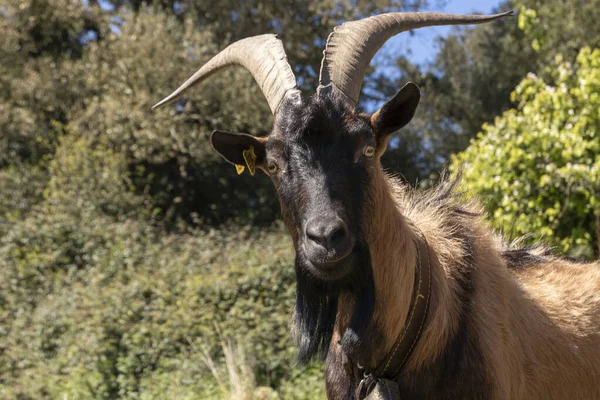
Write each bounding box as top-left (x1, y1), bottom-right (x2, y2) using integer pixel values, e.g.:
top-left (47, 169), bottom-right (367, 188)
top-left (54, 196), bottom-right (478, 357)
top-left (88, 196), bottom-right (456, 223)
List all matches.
top-left (305, 217), bottom-right (348, 250)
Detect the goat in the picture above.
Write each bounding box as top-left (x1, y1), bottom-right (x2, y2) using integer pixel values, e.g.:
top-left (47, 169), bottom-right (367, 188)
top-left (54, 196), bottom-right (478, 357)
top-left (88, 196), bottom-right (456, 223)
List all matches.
top-left (153, 11), bottom-right (600, 400)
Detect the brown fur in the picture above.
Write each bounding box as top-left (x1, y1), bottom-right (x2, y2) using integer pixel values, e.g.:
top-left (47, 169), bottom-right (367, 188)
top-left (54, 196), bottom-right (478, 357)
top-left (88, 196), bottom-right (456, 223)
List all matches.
top-left (325, 165), bottom-right (600, 399)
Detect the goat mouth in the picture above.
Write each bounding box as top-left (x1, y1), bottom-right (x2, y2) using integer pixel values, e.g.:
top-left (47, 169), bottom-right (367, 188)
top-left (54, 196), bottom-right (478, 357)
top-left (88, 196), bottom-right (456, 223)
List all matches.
top-left (303, 247), bottom-right (355, 281)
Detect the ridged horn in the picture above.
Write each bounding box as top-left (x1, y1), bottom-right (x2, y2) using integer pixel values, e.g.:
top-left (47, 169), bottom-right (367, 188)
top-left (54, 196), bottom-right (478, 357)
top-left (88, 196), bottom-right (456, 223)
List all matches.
top-left (152, 34), bottom-right (300, 115)
top-left (318, 11), bottom-right (514, 106)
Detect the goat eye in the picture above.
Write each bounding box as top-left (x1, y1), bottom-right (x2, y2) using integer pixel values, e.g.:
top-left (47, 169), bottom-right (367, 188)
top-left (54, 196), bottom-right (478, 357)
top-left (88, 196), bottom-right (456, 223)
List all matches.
top-left (267, 161), bottom-right (279, 174)
top-left (363, 146), bottom-right (376, 158)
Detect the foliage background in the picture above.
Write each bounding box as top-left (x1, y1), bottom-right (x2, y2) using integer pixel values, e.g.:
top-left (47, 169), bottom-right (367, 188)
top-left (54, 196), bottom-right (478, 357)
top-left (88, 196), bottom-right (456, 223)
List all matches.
top-left (1, 0), bottom-right (599, 398)
top-left (453, 47), bottom-right (600, 259)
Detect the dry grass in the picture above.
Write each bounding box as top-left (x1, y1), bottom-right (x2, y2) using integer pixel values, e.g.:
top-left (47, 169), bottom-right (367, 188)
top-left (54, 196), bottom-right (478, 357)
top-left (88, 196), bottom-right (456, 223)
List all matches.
top-left (197, 336), bottom-right (260, 400)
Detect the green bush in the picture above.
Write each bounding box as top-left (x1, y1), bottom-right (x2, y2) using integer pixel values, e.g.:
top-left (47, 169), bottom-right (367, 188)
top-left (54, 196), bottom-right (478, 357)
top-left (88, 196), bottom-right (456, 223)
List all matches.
top-left (452, 47), bottom-right (600, 258)
top-left (0, 208), bottom-right (328, 399)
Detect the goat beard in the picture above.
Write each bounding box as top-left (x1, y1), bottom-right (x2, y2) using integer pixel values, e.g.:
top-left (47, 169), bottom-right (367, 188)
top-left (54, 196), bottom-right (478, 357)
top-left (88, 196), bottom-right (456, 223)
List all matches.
top-left (294, 241), bottom-right (375, 363)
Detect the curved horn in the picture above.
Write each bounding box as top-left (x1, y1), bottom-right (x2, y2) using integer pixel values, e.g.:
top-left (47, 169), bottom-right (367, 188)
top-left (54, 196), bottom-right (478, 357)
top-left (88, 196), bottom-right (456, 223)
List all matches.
top-left (318, 11), bottom-right (514, 106)
top-left (153, 34), bottom-right (300, 115)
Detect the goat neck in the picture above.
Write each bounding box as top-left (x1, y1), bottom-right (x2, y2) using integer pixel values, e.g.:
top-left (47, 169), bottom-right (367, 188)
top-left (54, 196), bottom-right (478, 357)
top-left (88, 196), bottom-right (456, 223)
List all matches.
top-left (335, 166), bottom-right (455, 373)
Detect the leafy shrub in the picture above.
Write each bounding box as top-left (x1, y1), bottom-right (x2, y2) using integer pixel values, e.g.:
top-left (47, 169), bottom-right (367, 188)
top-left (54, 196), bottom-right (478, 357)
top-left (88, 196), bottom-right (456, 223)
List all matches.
top-left (0, 209), bottom-right (328, 399)
top-left (453, 47), bottom-right (600, 258)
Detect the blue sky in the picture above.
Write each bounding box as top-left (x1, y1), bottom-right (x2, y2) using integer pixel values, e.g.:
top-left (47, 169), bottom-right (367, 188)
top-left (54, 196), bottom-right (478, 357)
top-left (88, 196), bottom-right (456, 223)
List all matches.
top-left (380, 0), bottom-right (505, 66)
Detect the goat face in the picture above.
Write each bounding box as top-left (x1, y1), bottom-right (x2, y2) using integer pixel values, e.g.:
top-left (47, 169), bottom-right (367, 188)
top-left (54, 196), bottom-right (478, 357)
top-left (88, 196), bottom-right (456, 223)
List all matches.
top-left (210, 84), bottom-right (420, 282)
top-left (269, 92), bottom-right (368, 281)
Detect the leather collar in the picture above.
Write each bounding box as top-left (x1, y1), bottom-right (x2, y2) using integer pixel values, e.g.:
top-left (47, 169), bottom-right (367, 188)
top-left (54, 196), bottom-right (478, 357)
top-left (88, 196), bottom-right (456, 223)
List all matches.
top-left (356, 231), bottom-right (432, 399)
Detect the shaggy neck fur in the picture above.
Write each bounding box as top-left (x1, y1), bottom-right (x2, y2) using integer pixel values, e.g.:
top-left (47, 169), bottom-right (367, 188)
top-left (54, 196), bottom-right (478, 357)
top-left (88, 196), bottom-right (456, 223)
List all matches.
top-left (331, 166), bottom-right (459, 370)
top-left (325, 161), bottom-right (496, 399)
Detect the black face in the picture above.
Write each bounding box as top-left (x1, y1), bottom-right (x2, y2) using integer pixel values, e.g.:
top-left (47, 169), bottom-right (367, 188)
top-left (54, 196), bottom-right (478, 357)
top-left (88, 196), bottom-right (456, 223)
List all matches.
top-left (210, 84), bottom-right (420, 271)
top-left (268, 92), bottom-right (376, 281)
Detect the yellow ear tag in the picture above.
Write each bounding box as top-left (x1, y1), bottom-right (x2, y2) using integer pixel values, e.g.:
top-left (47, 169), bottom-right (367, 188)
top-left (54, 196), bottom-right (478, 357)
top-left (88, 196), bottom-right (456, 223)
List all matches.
top-left (242, 145), bottom-right (257, 176)
top-left (235, 164), bottom-right (245, 175)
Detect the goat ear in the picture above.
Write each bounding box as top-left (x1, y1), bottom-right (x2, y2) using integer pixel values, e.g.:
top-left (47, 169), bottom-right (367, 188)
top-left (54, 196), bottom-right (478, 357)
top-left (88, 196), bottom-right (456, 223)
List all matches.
top-left (210, 130), bottom-right (267, 175)
top-left (370, 82), bottom-right (420, 139)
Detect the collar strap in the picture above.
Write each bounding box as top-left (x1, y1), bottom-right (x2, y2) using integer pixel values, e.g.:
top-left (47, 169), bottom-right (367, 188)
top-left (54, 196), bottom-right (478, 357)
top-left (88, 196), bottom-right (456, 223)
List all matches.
top-left (357, 232), bottom-right (432, 399)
